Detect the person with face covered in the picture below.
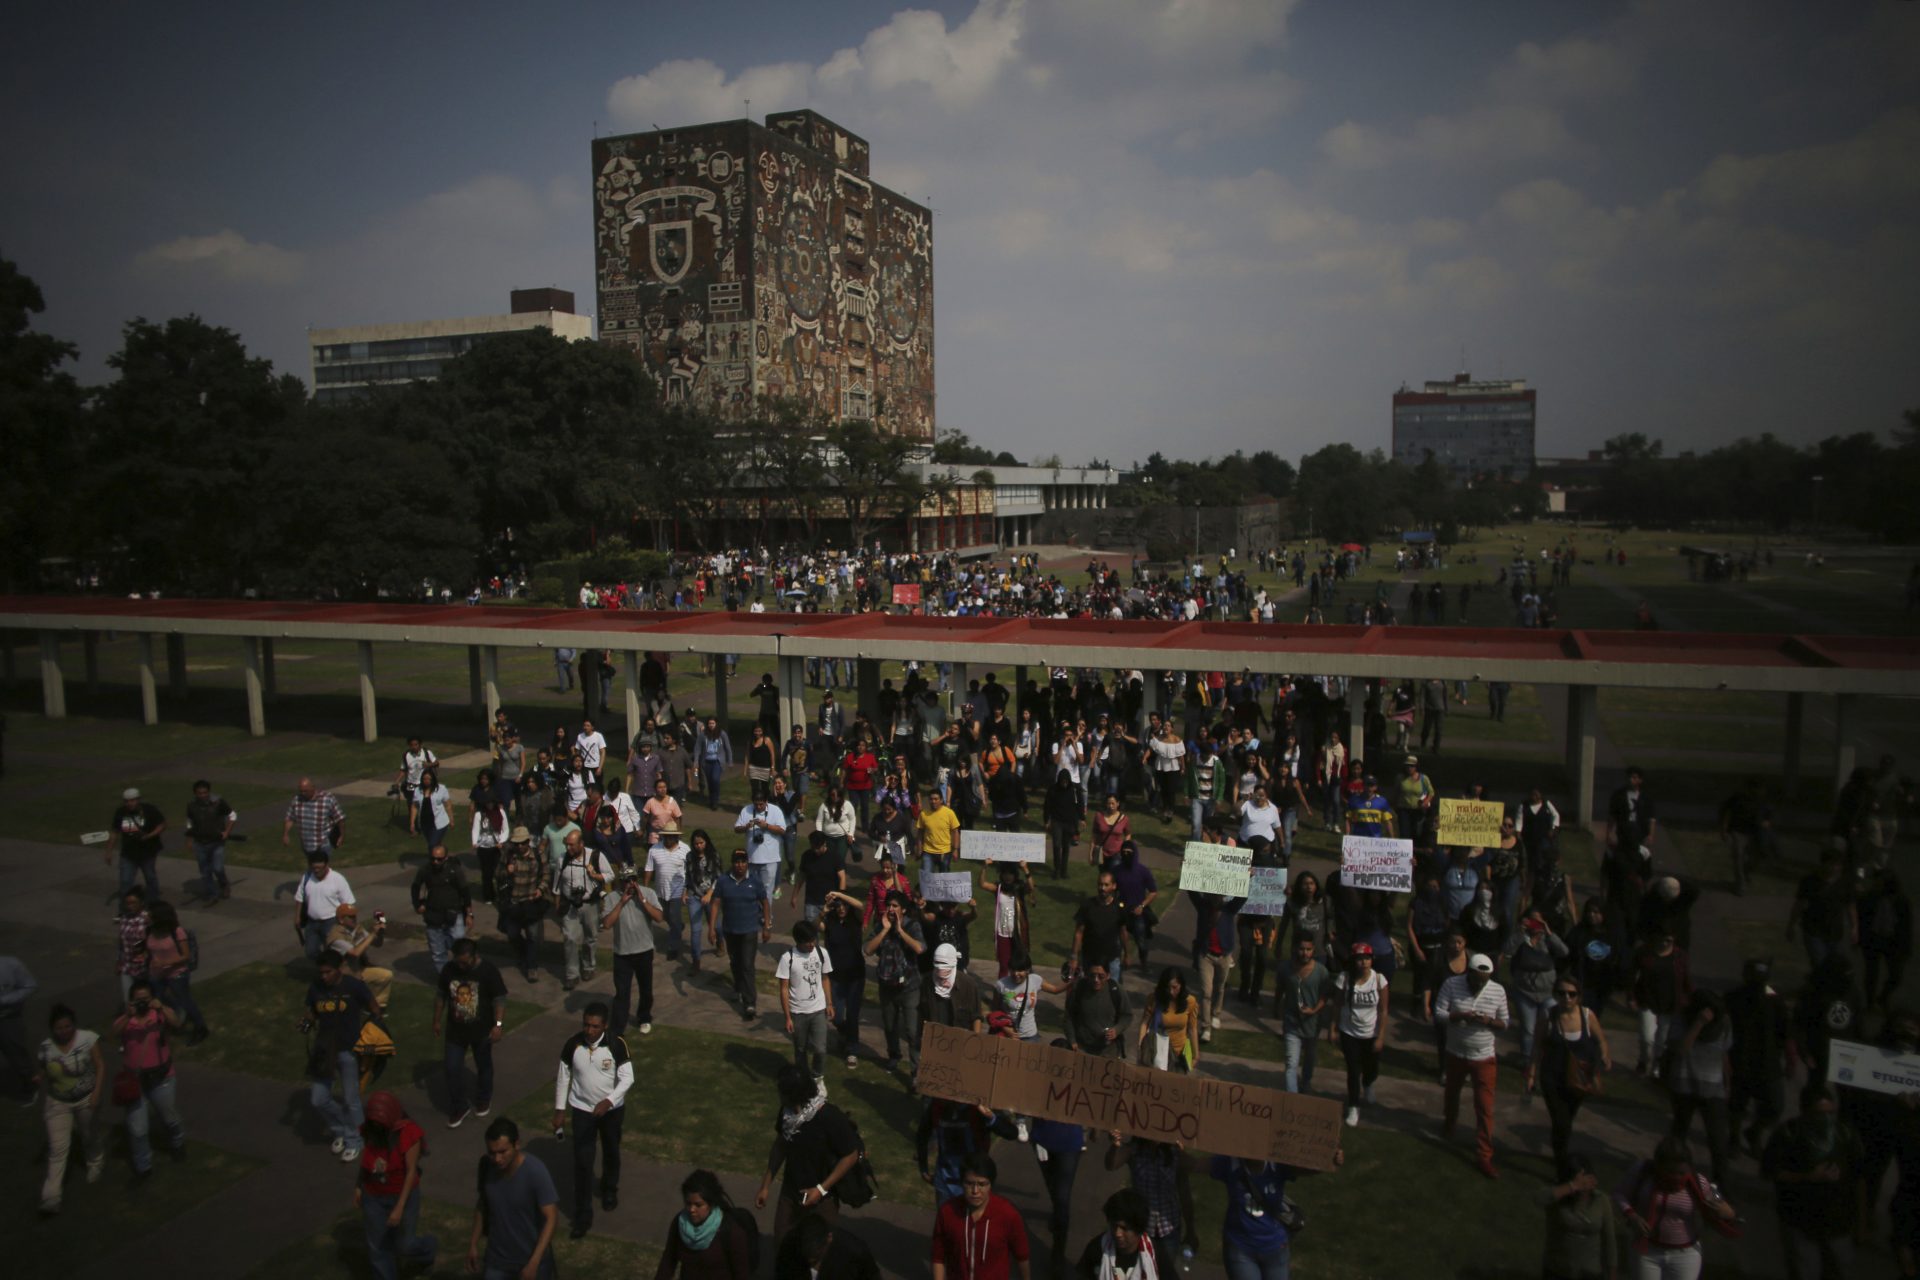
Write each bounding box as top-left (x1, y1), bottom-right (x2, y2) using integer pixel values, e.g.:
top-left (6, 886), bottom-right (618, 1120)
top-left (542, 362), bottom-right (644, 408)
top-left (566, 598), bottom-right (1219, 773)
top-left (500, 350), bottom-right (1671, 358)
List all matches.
top-left (354, 1090), bottom-right (437, 1279)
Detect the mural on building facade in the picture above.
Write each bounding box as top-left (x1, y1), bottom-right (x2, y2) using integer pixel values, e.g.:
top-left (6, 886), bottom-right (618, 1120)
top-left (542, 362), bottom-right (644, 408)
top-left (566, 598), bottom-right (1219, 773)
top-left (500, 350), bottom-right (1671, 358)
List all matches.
top-left (592, 113), bottom-right (933, 439)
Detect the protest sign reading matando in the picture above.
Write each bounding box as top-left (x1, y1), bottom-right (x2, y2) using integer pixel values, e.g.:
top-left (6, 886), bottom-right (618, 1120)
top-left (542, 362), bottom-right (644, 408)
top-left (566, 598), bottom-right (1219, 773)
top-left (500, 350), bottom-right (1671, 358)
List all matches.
top-left (1340, 835), bottom-right (1414, 892)
top-left (916, 1024), bottom-right (1342, 1170)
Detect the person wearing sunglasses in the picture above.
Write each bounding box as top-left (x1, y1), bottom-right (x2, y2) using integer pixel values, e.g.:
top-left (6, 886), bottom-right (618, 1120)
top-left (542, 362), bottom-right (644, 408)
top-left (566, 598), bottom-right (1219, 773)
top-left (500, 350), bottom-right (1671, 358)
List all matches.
top-left (1526, 976), bottom-right (1611, 1172)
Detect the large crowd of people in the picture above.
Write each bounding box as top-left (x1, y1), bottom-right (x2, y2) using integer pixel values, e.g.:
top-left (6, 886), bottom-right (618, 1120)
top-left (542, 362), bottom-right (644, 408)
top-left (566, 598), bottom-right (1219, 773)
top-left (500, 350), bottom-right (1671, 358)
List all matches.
top-left (5, 547), bottom-right (1917, 1280)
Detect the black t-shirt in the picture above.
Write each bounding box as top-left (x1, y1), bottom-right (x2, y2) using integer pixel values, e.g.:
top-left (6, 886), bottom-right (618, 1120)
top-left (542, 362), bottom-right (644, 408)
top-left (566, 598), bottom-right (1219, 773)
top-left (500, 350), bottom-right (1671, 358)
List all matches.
top-left (1796, 874), bottom-right (1852, 942)
top-left (184, 795), bottom-right (234, 842)
top-left (114, 803), bottom-right (166, 858)
top-left (1076, 897), bottom-right (1126, 967)
top-left (799, 848), bottom-right (844, 906)
top-left (437, 960), bottom-right (509, 1045)
top-left (776, 1102), bottom-right (859, 1197)
top-left (923, 909), bottom-right (974, 972)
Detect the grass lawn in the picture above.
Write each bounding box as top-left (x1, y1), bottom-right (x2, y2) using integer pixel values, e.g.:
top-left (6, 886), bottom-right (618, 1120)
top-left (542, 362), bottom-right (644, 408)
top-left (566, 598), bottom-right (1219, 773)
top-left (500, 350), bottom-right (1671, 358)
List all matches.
top-left (505, 1021), bottom-right (936, 1211)
top-left (251, 1195), bottom-right (660, 1279)
top-left (3, 1096), bottom-right (261, 1272)
top-left (1, 780), bottom-right (290, 847)
top-left (182, 960), bottom-right (544, 1090)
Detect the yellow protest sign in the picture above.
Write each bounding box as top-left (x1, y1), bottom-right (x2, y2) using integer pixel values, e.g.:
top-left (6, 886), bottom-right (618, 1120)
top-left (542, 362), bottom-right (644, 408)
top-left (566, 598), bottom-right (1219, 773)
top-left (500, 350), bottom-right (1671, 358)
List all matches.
top-left (1436, 798), bottom-right (1505, 847)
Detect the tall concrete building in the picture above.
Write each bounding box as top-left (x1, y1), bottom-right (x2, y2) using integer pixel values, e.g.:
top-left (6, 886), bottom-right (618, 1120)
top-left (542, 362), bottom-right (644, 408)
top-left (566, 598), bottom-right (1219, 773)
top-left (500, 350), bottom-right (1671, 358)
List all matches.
top-left (592, 110), bottom-right (934, 439)
top-left (1391, 372), bottom-right (1537, 482)
top-left (309, 288), bottom-right (592, 404)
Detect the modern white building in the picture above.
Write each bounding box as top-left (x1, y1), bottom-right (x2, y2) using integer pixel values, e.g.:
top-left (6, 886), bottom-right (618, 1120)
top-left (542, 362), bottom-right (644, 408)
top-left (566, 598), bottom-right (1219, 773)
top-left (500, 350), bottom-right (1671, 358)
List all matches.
top-left (308, 288), bottom-right (594, 404)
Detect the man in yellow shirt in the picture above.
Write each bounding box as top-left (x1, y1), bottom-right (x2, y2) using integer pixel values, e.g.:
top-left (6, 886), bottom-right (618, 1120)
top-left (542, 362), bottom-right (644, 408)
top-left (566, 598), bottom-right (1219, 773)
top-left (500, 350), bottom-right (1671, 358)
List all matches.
top-left (916, 791), bottom-right (963, 872)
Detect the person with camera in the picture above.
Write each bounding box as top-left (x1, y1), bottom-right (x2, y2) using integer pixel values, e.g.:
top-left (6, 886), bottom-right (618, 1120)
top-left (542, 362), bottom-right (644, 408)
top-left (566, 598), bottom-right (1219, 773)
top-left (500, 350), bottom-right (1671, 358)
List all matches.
top-left (326, 903), bottom-right (393, 1013)
top-left (865, 889), bottom-right (927, 1074)
top-left (115, 977), bottom-right (187, 1178)
top-left (498, 827), bottom-right (549, 984)
top-left (601, 865), bottom-right (666, 1038)
top-left (734, 793), bottom-right (789, 906)
top-left (553, 830), bottom-right (613, 992)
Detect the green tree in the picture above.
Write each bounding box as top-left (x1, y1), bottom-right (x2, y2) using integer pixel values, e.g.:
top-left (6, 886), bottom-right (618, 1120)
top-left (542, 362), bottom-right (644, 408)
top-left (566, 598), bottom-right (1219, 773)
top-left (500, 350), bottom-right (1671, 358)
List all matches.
top-left (86, 315), bottom-right (306, 592)
top-left (0, 259), bottom-right (85, 590)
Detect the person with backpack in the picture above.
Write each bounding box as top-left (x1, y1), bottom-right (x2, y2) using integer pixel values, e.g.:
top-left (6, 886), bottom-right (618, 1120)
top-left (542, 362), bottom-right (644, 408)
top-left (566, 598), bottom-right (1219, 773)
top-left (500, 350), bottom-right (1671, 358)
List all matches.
top-left (354, 1089), bottom-right (436, 1279)
top-left (918, 1096), bottom-right (996, 1204)
top-left (655, 1167), bottom-right (756, 1280)
top-left (755, 1065), bottom-right (863, 1244)
top-left (776, 1214), bottom-right (879, 1280)
top-left (144, 900), bottom-right (208, 1046)
top-left (778, 921), bottom-right (836, 1079)
top-left (1611, 1136), bottom-right (1737, 1280)
top-left (552, 1002), bottom-right (632, 1238)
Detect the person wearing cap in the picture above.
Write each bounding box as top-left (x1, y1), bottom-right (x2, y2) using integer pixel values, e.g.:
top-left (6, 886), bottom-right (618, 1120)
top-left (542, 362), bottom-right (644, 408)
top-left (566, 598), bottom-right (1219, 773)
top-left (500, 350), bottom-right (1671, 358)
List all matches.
top-left (325, 903), bottom-right (393, 1012)
top-left (498, 828), bottom-right (550, 983)
top-left (1433, 951), bottom-right (1510, 1178)
top-left (1392, 756), bottom-right (1435, 851)
top-left (1332, 942), bottom-right (1389, 1128)
top-left (1343, 775), bottom-right (1394, 839)
top-left (356, 1089), bottom-right (437, 1277)
top-left (106, 787), bottom-right (167, 898)
top-left (644, 826), bottom-right (690, 958)
top-left (410, 844), bottom-right (473, 972)
top-left (1502, 912), bottom-right (1569, 1062)
top-left (601, 863), bottom-right (665, 1038)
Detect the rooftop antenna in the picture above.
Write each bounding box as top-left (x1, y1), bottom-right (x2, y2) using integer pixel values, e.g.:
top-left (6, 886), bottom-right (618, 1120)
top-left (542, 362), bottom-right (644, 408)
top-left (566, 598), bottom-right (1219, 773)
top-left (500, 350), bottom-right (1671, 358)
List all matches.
top-left (744, 98), bottom-right (750, 121)
top-left (1458, 343), bottom-right (1468, 377)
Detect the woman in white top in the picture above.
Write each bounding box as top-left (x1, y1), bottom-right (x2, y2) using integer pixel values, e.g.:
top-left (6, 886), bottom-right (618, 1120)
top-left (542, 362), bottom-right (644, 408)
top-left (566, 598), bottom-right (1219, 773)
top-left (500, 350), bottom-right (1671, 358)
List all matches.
top-left (1332, 942), bottom-right (1389, 1128)
top-left (471, 795), bottom-right (510, 903)
top-left (416, 768), bottom-right (453, 856)
top-left (1316, 732), bottom-right (1349, 832)
top-left (815, 786), bottom-right (859, 866)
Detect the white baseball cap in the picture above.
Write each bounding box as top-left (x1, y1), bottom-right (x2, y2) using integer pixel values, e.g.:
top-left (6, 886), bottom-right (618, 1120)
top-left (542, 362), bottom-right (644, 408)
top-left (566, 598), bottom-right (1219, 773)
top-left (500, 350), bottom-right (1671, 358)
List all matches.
top-left (933, 944), bottom-right (960, 968)
top-left (1468, 953), bottom-right (1495, 974)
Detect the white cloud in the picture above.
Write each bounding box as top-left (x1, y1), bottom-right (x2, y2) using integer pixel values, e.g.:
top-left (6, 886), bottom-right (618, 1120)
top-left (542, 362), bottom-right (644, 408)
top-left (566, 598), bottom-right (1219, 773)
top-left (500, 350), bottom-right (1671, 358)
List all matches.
top-left (606, 58), bottom-right (813, 130)
top-left (134, 230), bottom-right (304, 286)
top-left (1489, 36), bottom-right (1638, 101)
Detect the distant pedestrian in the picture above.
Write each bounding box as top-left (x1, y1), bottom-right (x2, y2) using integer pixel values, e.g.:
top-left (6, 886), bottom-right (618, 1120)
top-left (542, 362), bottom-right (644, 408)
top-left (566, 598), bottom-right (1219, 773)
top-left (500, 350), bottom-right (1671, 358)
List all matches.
top-left (283, 776), bottom-right (347, 864)
top-left (105, 787), bottom-right (166, 898)
top-left (294, 857), bottom-right (356, 967)
top-left (183, 779), bottom-right (234, 904)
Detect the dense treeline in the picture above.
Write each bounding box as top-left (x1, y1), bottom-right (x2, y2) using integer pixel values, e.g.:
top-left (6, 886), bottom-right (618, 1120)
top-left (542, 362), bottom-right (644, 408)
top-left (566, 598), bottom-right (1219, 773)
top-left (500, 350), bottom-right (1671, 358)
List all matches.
top-left (2, 257), bottom-right (1914, 596)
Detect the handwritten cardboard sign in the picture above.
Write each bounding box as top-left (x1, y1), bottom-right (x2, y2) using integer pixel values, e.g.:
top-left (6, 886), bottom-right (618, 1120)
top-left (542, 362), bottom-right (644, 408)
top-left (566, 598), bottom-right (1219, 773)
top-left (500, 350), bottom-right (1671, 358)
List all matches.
top-left (916, 1024), bottom-right (1343, 1170)
top-left (1179, 842), bottom-right (1253, 896)
top-left (1436, 798), bottom-right (1505, 848)
top-left (1340, 835), bottom-right (1414, 892)
top-left (920, 870), bottom-right (975, 903)
top-left (1244, 865), bottom-right (1290, 914)
top-left (963, 830), bottom-right (1046, 862)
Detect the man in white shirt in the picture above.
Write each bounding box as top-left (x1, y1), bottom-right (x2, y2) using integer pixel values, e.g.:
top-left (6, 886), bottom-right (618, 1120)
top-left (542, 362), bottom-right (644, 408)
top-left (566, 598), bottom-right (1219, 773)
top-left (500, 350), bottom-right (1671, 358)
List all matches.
top-left (644, 828), bottom-right (691, 960)
top-left (776, 919), bottom-right (835, 1078)
top-left (551, 831), bottom-right (612, 991)
top-left (734, 796), bottom-right (789, 904)
top-left (551, 1003), bottom-right (633, 1235)
top-left (294, 857), bottom-right (355, 965)
top-left (1433, 953), bottom-right (1511, 1179)
top-left (574, 721), bottom-right (607, 780)
top-left (1238, 785), bottom-right (1283, 853)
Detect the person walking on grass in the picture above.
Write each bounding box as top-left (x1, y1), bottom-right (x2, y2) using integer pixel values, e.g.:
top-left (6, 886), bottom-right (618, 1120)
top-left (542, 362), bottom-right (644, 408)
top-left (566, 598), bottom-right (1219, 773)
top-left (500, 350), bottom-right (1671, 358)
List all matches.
top-left (1434, 951), bottom-right (1510, 1179)
top-left (1331, 942), bottom-right (1387, 1127)
top-left (435, 938), bottom-right (505, 1129)
top-left (602, 869), bottom-right (666, 1039)
top-left (778, 920), bottom-right (835, 1079)
top-left (655, 1167), bottom-right (755, 1280)
top-left (757, 1065), bottom-right (863, 1245)
top-left (498, 828), bottom-right (549, 983)
top-left (1208, 1146), bottom-right (1344, 1280)
top-left (1612, 1137), bottom-right (1737, 1280)
top-left (1277, 936), bottom-right (1329, 1094)
top-left (1075, 1188), bottom-right (1161, 1280)
top-left (867, 889), bottom-right (927, 1073)
top-left (552, 1002), bottom-right (632, 1239)
top-left (716, 849), bottom-right (773, 1023)
top-left (469, 1117), bottom-right (559, 1280)
top-left (354, 1089), bottom-right (437, 1279)
top-left (305, 951), bottom-right (374, 1165)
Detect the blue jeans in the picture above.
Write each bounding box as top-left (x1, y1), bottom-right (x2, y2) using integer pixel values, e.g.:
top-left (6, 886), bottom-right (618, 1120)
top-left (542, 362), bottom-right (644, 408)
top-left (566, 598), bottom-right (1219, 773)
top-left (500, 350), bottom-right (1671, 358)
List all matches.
top-left (311, 1049), bottom-right (365, 1149)
top-left (687, 897), bottom-right (706, 962)
top-left (425, 917), bottom-right (467, 973)
top-left (832, 972), bottom-right (864, 1052)
top-left (1322, 782), bottom-right (1344, 829)
top-left (662, 898), bottom-right (685, 956)
top-left (1282, 1031), bottom-right (1317, 1093)
top-left (702, 759), bottom-right (725, 808)
top-left (125, 1074), bottom-right (186, 1172)
top-left (1037, 1143), bottom-right (1082, 1251)
top-left (1191, 797), bottom-right (1215, 842)
top-left (1513, 991), bottom-right (1550, 1060)
top-left (443, 1036), bottom-right (493, 1115)
top-left (421, 823), bottom-right (448, 856)
top-left (1280, 808), bottom-right (1298, 858)
top-left (302, 917), bottom-right (336, 965)
top-left (156, 973), bottom-right (207, 1034)
top-left (192, 840), bottom-right (227, 898)
top-left (1224, 1238), bottom-right (1291, 1280)
top-left (119, 854), bottom-right (160, 898)
top-left (751, 862), bottom-right (780, 904)
top-left (362, 1190), bottom-right (437, 1280)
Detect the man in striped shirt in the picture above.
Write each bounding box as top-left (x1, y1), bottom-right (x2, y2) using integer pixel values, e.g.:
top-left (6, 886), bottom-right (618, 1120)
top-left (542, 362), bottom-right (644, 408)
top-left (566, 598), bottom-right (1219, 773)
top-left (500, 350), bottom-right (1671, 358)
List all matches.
top-left (1434, 952), bottom-right (1510, 1179)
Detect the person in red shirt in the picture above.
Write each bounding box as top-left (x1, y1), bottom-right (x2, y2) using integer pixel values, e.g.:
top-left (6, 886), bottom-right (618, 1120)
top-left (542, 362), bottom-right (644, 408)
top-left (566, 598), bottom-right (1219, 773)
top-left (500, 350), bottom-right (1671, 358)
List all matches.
top-left (356, 1090), bottom-right (437, 1276)
top-left (931, 1152), bottom-right (1030, 1280)
top-left (842, 739), bottom-right (880, 829)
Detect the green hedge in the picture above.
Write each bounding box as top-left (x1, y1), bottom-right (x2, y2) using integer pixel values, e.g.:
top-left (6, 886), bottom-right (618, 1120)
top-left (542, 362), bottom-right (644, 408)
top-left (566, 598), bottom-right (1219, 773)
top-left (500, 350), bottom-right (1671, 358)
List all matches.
top-left (531, 549), bottom-right (670, 605)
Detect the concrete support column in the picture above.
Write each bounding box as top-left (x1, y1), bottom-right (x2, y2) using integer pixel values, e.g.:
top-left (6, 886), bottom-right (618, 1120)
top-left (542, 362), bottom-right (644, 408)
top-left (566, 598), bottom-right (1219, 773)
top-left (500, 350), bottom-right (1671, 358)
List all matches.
top-left (357, 642), bottom-right (379, 743)
top-left (624, 651), bottom-right (643, 754)
top-left (467, 645), bottom-right (484, 712)
top-left (1782, 693), bottom-right (1804, 794)
top-left (857, 658), bottom-right (882, 724)
top-left (948, 662), bottom-right (971, 721)
top-left (777, 655), bottom-right (807, 742)
top-left (1832, 693), bottom-right (1858, 799)
top-left (480, 646), bottom-right (502, 725)
top-left (137, 634), bottom-right (159, 727)
top-left (260, 638), bottom-right (278, 702)
top-left (166, 634), bottom-right (188, 698)
top-left (241, 638), bottom-right (267, 737)
top-left (83, 632), bottom-right (100, 694)
top-left (38, 632), bottom-right (66, 719)
top-left (1565, 685), bottom-right (1598, 831)
top-left (1348, 679), bottom-right (1367, 766)
top-left (712, 663), bottom-right (730, 730)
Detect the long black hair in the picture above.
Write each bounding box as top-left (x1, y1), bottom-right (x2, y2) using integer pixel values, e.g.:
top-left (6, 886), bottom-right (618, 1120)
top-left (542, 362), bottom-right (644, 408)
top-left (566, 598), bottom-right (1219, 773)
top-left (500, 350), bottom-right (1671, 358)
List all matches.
top-left (680, 1167), bottom-right (735, 1212)
top-left (1151, 966), bottom-right (1190, 1012)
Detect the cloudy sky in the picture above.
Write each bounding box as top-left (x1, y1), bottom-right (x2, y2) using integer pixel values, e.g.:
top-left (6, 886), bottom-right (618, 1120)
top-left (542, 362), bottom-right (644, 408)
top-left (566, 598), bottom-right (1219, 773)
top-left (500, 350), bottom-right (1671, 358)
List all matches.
top-left (5, 0), bottom-right (1915, 464)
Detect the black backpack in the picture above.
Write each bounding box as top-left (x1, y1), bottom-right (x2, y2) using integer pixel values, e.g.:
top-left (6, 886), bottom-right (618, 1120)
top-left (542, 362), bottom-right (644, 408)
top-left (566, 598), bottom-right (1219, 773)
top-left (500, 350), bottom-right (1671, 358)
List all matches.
top-left (729, 1203), bottom-right (763, 1272)
top-left (836, 1116), bottom-right (880, 1209)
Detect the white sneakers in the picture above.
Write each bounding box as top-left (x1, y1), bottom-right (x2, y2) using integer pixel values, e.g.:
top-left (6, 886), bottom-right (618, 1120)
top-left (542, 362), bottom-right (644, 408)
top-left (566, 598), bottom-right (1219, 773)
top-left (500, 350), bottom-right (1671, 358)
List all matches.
top-left (1344, 1107), bottom-right (1359, 1127)
top-left (1211, 1016), bottom-right (1222, 1029)
top-left (639, 1023), bottom-right (653, 1035)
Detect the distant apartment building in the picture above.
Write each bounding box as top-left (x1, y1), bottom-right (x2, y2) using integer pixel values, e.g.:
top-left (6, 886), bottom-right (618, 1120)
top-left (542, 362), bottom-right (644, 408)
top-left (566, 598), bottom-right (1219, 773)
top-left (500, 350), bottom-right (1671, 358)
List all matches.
top-left (591, 110), bottom-right (934, 440)
top-left (1391, 372), bottom-right (1537, 482)
top-left (308, 288), bottom-right (593, 404)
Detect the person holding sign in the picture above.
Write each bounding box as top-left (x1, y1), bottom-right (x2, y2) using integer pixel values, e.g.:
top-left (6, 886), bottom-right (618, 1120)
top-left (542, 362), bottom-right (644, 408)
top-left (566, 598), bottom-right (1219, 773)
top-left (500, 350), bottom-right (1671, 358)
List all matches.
top-left (1331, 943), bottom-right (1388, 1128)
top-left (1207, 1147), bottom-right (1344, 1280)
